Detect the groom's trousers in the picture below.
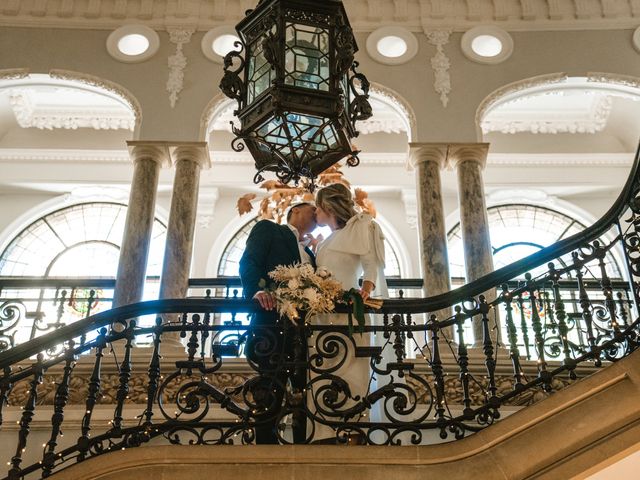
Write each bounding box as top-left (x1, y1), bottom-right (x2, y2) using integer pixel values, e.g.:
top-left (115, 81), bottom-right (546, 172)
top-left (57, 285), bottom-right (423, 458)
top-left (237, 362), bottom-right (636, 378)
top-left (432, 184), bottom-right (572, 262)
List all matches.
top-left (245, 312), bottom-right (307, 444)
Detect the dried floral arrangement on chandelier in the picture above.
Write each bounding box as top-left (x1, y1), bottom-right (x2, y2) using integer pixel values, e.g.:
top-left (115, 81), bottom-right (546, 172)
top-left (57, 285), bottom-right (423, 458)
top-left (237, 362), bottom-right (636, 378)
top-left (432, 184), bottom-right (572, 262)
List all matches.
top-left (236, 164), bottom-right (376, 223)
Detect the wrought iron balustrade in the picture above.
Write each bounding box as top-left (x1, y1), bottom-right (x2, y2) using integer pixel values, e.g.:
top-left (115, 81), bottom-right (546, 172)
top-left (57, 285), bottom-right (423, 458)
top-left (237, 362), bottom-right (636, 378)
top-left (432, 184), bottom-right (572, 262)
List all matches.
top-left (0, 275), bottom-right (631, 364)
top-left (0, 148), bottom-right (639, 476)
top-left (0, 292), bottom-right (637, 479)
top-left (0, 276), bottom-right (424, 353)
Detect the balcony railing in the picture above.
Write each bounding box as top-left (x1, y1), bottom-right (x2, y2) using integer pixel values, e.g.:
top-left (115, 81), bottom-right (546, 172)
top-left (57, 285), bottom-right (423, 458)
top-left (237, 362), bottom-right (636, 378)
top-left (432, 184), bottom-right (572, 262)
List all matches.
top-left (0, 145), bottom-right (639, 478)
top-left (0, 275), bottom-right (632, 360)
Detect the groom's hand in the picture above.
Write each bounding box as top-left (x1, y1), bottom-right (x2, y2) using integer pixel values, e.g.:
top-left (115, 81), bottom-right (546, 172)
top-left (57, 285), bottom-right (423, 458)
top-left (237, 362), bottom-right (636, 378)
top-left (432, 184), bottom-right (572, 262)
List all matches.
top-left (253, 290), bottom-right (276, 310)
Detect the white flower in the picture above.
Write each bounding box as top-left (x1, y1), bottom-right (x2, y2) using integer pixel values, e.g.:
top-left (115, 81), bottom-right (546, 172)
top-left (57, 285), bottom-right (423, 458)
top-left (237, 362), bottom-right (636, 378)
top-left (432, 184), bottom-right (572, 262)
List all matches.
top-left (317, 266), bottom-right (331, 278)
top-left (267, 263), bottom-right (348, 322)
top-left (302, 287), bottom-right (317, 303)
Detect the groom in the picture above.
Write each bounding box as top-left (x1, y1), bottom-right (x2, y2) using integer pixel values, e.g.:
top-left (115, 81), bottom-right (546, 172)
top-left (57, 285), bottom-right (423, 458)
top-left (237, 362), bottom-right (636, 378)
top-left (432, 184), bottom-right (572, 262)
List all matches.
top-left (239, 203), bottom-right (317, 444)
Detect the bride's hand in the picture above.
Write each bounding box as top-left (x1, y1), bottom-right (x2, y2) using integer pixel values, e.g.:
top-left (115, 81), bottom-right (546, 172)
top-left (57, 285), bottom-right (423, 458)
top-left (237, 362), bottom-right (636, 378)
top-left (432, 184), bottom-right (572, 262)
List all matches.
top-left (359, 280), bottom-right (375, 302)
top-left (304, 233), bottom-right (323, 253)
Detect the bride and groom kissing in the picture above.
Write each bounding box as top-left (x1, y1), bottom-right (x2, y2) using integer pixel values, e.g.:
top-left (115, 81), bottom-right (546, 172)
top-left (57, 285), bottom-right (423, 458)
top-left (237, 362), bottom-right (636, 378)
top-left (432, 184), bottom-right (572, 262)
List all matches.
top-left (239, 183), bottom-right (387, 444)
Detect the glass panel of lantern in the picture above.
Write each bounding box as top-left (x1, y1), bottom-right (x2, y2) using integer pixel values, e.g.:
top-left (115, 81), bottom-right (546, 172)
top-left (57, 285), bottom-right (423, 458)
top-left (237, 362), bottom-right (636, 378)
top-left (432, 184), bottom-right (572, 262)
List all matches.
top-left (246, 25), bottom-right (276, 105)
top-left (284, 22), bottom-right (330, 91)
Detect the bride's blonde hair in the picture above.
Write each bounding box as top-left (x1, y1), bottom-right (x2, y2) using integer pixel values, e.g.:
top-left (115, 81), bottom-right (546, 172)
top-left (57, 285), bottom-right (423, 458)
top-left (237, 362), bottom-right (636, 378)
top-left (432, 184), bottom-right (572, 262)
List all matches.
top-left (316, 183), bottom-right (358, 229)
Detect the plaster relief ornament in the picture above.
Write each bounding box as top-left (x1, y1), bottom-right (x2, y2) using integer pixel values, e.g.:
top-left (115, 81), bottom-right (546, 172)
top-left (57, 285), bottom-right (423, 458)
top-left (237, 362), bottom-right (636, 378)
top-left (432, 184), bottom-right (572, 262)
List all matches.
top-left (426, 30), bottom-right (451, 108)
top-left (166, 28), bottom-right (195, 108)
top-left (1, 1), bottom-right (639, 28)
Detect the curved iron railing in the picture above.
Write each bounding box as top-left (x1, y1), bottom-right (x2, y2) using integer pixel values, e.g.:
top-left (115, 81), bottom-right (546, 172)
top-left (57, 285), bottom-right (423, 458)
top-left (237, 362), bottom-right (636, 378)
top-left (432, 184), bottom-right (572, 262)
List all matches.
top-left (0, 147), bottom-right (639, 478)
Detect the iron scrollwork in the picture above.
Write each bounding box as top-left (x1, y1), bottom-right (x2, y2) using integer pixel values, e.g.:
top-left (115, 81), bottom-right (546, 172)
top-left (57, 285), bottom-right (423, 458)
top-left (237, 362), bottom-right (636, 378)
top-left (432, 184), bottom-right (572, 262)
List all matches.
top-left (0, 301), bottom-right (24, 352)
top-left (219, 41), bottom-right (247, 111)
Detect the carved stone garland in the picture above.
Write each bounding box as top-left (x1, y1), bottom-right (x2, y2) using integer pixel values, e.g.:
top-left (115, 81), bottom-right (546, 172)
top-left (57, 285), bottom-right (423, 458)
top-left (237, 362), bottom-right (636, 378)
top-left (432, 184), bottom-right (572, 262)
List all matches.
top-left (425, 30), bottom-right (452, 108)
top-left (166, 28), bottom-right (195, 108)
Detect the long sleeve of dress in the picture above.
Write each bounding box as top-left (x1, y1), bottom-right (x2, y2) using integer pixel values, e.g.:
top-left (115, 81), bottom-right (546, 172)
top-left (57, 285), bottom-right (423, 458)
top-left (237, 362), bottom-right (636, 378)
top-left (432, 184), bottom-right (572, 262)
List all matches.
top-left (360, 221), bottom-right (385, 287)
top-left (319, 214), bottom-right (387, 294)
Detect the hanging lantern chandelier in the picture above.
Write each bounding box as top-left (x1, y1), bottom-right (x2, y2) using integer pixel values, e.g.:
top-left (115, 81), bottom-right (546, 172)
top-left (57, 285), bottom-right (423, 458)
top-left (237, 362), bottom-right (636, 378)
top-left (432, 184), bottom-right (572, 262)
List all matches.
top-left (219, 0), bottom-right (373, 188)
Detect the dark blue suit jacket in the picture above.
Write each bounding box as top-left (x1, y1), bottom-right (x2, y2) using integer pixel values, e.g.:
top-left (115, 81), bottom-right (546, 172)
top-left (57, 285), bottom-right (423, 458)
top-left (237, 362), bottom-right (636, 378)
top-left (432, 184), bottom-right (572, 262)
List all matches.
top-left (239, 220), bottom-right (315, 301)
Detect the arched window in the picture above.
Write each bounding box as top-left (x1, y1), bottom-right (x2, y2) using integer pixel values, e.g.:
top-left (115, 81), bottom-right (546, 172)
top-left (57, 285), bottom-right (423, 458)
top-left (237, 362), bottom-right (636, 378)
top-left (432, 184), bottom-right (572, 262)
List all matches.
top-left (447, 204), bottom-right (623, 282)
top-left (0, 202), bottom-right (166, 278)
top-left (447, 204), bottom-right (624, 346)
top-left (217, 217), bottom-right (402, 278)
top-left (0, 202), bottom-right (166, 345)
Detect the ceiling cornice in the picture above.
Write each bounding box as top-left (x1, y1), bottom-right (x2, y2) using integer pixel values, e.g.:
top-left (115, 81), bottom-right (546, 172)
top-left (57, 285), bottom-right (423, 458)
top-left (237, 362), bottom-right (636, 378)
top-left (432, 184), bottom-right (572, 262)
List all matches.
top-left (0, 1), bottom-right (639, 32)
top-left (0, 148), bottom-right (634, 167)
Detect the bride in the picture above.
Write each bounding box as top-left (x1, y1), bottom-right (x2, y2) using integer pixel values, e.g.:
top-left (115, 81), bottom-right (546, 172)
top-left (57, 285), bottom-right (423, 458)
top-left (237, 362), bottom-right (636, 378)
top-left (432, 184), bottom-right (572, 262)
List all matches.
top-left (308, 183), bottom-right (389, 442)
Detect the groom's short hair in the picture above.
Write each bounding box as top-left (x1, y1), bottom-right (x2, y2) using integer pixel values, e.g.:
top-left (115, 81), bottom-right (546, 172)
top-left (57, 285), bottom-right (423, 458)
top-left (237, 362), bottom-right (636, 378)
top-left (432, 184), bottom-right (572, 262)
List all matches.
top-left (286, 202), bottom-right (313, 223)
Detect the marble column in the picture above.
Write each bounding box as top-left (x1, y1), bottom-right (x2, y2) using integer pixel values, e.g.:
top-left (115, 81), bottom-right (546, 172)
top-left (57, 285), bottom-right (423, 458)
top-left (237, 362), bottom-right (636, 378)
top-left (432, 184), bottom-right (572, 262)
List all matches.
top-left (409, 143), bottom-right (452, 316)
top-left (159, 143), bottom-right (211, 303)
top-left (448, 143), bottom-right (497, 346)
top-left (113, 142), bottom-right (170, 308)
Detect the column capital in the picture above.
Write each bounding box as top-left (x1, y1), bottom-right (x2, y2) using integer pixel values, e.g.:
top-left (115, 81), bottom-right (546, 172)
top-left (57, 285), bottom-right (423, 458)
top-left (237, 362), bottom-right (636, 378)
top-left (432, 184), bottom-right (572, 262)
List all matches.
top-left (170, 142), bottom-right (211, 169)
top-left (408, 143), bottom-right (448, 169)
top-left (446, 143), bottom-right (490, 170)
top-left (126, 141), bottom-right (171, 168)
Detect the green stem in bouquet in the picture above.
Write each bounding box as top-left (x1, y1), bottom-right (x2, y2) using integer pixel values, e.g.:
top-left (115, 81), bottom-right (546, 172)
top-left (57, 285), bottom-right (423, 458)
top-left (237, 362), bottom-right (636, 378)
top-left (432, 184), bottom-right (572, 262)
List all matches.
top-left (343, 288), bottom-right (365, 336)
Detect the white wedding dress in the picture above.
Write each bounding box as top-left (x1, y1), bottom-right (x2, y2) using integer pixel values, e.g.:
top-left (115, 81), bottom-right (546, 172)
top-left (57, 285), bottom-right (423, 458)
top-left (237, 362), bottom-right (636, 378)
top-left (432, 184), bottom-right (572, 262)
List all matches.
top-left (310, 213), bottom-right (390, 441)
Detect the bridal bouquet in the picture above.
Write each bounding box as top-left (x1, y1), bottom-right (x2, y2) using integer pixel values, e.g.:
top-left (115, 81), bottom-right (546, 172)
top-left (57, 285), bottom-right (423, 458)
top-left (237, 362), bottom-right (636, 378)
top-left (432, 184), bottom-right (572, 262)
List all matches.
top-left (267, 263), bottom-right (371, 334)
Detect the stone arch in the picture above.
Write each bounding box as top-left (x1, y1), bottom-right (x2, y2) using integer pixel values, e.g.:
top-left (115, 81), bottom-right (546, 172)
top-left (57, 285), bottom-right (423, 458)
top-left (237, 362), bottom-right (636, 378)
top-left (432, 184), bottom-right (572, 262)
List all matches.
top-left (368, 81), bottom-right (417, 142)
top-left (199, 82), bottom-right (418, 143)
top-left (199, 91), bottom-right (233, 141)
top-left (0, 68), bottom-right (143, 136)
top-left (475, 72), bottom-right (640, 141)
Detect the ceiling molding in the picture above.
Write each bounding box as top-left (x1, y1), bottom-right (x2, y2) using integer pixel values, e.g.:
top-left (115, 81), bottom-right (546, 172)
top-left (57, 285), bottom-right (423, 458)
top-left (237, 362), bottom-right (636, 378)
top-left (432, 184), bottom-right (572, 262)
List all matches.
top-left (476, 72), bottom-right (569, 129)
top-left (487, 152), bottom-right (634, 166)
top-left (6, 89), bottom-right (136, 131)
top-left (481, 95), bottom-right (614, 135)
top-left (0, 149), bottom-right (131, 163)
top-left (0, 149), bottom-right (633, 167)
top-left (1, 1), bottom-right (640, 32)
top-left (49, 69), bottom-right (142, 124)
top-left (0, 148), bottom-right (408, 166)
